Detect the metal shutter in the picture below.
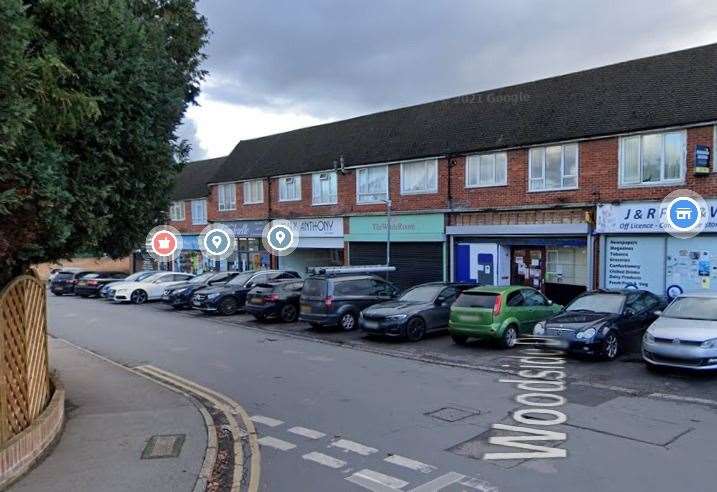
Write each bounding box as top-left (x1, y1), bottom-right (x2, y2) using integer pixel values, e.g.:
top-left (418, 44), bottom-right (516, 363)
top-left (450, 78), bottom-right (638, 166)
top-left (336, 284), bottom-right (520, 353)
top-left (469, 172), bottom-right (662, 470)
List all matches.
top-left (348, 242), bottom-right (443, 290)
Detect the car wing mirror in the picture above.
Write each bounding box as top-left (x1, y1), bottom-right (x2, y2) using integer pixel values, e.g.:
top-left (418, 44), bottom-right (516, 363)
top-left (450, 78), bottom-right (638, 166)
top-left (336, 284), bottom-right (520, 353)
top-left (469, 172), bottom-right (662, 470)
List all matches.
top-left (435, 296), bottom-right (446, 305)
top-left (547, 300), bottom-right (554, 306)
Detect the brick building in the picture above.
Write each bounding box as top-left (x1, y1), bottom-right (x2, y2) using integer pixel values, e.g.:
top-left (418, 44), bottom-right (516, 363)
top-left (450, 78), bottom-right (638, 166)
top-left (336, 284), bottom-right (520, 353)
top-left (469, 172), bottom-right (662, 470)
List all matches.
top-left (168, 43), bottom-right (717, 298)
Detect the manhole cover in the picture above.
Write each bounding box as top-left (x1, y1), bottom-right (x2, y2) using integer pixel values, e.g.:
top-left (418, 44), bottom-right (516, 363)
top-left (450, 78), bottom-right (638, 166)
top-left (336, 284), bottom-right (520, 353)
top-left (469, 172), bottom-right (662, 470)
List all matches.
top-left (426, 407), bottom-right (479, 422)
top-left (141, 434), bottom-right (186, 459)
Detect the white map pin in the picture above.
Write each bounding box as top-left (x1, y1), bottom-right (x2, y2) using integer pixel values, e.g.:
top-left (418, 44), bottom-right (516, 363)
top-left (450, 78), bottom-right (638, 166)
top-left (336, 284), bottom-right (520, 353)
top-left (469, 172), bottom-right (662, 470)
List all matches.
top-left (275, 230), bottom-right (286, 244)
top-left (211, 235), bottom-right (222, 248)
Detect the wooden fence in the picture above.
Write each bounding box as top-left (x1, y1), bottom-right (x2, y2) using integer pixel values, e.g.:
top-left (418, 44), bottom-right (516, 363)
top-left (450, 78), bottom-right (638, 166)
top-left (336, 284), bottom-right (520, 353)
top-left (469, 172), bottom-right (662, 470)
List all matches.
top-left (0, 274), bottom-right (51, 448)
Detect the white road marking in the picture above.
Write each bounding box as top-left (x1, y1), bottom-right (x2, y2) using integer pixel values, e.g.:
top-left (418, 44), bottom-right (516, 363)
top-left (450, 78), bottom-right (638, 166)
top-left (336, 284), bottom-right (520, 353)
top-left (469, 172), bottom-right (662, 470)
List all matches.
top-left (346, 469), bottom-right (409, 491)
top-left (459, 476), bottom-right (500, 492)
top-left (302, 451), bottom-right (346, 469)
top-left (256, 436), bottom-right (296, 451)
top-left (384, 455), bottom-right (436, 474)
top-left (288, 426), bottom-right (326, 440)
top-left (648, 392), bottom-right (717, 406)
top-left (408, 472), bottom-right (465, 492)
top-left (330, 438), bottom-right (378, 456)
top-left (250, 415), bottom-right (284, 427)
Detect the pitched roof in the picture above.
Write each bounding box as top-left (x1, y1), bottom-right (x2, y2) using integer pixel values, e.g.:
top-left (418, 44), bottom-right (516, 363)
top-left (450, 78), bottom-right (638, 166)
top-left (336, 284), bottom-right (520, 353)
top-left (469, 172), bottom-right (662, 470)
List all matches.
top-left (214, 42), bottom-right (717, 183)
top-left (171, 156), bottom-right (226, 200)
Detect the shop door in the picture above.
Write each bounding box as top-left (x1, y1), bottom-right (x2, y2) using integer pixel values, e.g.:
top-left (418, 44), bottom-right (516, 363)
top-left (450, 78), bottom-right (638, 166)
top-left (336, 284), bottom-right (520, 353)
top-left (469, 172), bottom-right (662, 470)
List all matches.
top-left (349, 242), bottom-right (443, 291)
top-left (511, 247), bottom-right (546, 290)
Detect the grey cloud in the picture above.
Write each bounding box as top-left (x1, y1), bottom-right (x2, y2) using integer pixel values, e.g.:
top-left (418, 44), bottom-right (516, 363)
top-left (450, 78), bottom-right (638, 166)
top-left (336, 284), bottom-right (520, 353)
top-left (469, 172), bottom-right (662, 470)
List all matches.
top-left (196, 0), bottom-right (717, 121)
top-left (177, 117), bottom-right (207, 160)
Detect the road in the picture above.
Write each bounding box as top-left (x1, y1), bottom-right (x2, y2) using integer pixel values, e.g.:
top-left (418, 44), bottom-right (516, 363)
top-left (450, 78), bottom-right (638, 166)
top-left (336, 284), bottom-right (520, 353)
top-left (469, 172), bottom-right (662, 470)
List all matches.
top-left (48, 294), bottom-right (717, 492)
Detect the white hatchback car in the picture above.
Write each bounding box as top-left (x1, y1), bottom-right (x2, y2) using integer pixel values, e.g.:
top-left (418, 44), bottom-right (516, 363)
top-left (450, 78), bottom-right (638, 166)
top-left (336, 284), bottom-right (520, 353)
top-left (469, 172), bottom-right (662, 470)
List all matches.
top-left (643, 293), bottom-right (717, 370)
top-left (111, 272), bottom-right (194, 304)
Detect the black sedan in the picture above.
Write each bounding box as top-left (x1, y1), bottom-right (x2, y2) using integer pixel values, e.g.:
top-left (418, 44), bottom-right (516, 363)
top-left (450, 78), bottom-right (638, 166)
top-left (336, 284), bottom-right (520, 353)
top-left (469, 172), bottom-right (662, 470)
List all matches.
top-left (192, 270), bottom-right (301, 316)
top-left (359, 282), bottom-right (475, 341)
top-left (75, 271), bottom-right (129, 297)
top-left (161, 271), bottom-right (240, 309)
top-left (533, 289), bottom-right (666, 360)
top-left (50, 270), bottom-right (95, 296)
top-left (245, 279), bottom-right (304, 322)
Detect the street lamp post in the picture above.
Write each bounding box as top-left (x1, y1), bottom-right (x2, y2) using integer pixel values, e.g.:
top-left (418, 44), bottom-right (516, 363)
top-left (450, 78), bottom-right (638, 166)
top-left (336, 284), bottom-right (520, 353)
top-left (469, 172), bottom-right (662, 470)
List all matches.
top-left (383, 199), bottom-right (392, 282)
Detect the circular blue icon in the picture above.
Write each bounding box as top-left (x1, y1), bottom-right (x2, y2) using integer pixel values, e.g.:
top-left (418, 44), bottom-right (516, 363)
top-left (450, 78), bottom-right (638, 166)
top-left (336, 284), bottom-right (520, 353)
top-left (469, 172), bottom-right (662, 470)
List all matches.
top-left (268, 225), bottom-right (293, 250)
top-left (668, 198), bottom-right (700, 231)
top-left (205, 229), bottom-right (231, 255)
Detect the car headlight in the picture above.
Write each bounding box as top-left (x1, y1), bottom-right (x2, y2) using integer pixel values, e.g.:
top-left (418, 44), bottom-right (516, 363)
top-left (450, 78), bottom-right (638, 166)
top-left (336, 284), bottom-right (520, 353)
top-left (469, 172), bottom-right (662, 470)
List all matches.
top-left (644, 332), bottom-right (656, 344)
top-left (533, 321), bottom-right (546, 335)
top-left (386, 314), bottom-right (408, 320)
top-left (116, 289), bottom-right (128, 295)
top-left (173, 288), bottom-right (187, 295)
top-left (207, 292), bottom-right (221, 299)
top-left (576, 327), bottom-right (597, 340)
top-left (701, 338), bottom-right (717, 349)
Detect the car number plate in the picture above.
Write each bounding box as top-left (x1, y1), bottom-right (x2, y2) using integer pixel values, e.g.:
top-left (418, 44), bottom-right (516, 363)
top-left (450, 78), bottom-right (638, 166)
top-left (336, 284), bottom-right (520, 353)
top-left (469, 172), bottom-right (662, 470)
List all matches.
top-left (363, 320), bottom-right (379, 329)
top-left (250, 297), bottom-right (263, 304)
top-left (301, 304), bottom-right (310, 314)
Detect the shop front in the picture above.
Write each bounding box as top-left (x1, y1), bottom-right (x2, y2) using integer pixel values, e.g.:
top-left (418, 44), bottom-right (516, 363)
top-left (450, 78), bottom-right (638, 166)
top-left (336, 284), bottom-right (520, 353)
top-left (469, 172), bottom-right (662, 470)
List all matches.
top-left (345, 214), bottom-right (446, 290)
top-left (221, 220), bottom-right (271, 272)
top-left (278, 217), bottom-right (345, 274)
top-left (596, 200), bottom-right (717, 298)
top-left (447, 209), bottom-right (594, 305)
top-left (174, 234), bottom-right (216, 273)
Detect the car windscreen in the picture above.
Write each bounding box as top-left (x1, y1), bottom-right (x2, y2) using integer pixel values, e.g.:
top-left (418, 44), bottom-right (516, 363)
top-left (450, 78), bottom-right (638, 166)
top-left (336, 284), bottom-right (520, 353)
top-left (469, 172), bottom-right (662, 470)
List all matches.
top-left (125, 271), bottom-right (150, 281)
top-left (140, 273), bottom-right (165, 283)
top-left (56, 272), bottom-right (75, 279)
top-left (302, 278), bottom-right (327, 297)
top-left (82, 273), bottom-right (101, 279)
top-left (227, 272), bottom-right (256, 286)
top-left (663, 297), bottom-right (717, 322)
top-left (190, 272), bottom-right (216, 284)
top-left (566, 293), bottom-right (624, 314)
top-left (399, 285), bottom-right (444, 302)
top-left (453, 292), bottom-right (497, 308)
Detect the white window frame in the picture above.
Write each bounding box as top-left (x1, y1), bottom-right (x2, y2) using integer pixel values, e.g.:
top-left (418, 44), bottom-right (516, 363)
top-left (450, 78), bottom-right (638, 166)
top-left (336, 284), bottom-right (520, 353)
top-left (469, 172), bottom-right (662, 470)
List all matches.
top-left (400, 159), bottom-right (438, 195)
top-left (465, 152), bottom-right (508, 188)
top-left (243, 179), bottom-right (264, 204)
top-left (278, 175), bottom-right (302, 202)
top-left (217, 183), bottom-right (236, 211)
top-left (191, 199), bottom-right (207, 225)
top-left (528, 143), bottom-right (579, 192)
top-left (356, 165), bottom-right (389, 204)
top-left (312, 171), bottom-right (338, 205)
top-left (169, 201), bottom-right (184, 221)
top-left (618, 130), bottom-right (687, 187)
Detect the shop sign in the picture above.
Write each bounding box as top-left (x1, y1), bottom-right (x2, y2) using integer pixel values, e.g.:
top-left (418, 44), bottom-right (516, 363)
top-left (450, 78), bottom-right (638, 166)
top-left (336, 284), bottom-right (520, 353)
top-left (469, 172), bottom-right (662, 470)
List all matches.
top-left (596, 200), bottom-right (717, 234)
top-left (346, 214), bottom-right (445, 242)
top-left (290, 218), bottom-right (343, 237)
top-left (604, 236), bottom-right (665, 292)
top-left (221, 220), bottom-right (267, 237)
top-left (181, 234), bottom-right (200, 250)
top-left (695, 145), bottom-right (711, 175)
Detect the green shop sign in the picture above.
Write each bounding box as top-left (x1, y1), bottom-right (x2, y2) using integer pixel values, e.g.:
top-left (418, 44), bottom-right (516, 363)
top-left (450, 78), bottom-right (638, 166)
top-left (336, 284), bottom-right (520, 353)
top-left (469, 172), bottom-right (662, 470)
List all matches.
top-left (346, 214), bottom-right (445, 242)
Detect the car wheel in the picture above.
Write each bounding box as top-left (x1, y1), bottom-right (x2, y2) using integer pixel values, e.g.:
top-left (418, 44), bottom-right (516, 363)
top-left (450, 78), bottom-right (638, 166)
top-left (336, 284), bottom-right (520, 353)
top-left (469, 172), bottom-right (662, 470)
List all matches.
top-left (602, 331), bottom-right (620, 360)
top-left (405, 317), bottom-right (427, 342)
top-left (280, 304), bottom-right (299, 323)
top-left (339, 312), bottom-right (357, 331)
top-left (451, 334), bottom-right (468, 345)
top-left (218, 297), bottom-right (239, 316)
top-left (500, 325), bottom-right (519, 349)
top-left (130, 290), bottom-right (148, 305)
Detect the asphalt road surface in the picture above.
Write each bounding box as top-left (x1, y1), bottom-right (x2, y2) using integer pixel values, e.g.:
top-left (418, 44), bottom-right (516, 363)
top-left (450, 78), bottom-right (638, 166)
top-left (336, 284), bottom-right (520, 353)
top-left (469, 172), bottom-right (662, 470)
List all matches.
top-left (48, 294), bottom-right (717, 492)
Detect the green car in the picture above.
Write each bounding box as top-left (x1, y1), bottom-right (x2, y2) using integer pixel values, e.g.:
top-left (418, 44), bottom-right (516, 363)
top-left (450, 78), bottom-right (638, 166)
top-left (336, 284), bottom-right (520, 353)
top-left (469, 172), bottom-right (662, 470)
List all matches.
top-left (448, 286), bottom-right (562, 348)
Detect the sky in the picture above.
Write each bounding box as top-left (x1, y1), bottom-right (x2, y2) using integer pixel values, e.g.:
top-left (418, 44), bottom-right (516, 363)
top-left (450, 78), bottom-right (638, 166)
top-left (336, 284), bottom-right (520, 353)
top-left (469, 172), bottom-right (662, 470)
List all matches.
top-left (179, 0), bottom-right (717, 161)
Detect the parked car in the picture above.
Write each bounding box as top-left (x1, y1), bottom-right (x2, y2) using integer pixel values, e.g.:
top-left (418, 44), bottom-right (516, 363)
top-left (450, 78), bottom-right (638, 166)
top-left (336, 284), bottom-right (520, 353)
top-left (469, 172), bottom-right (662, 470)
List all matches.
top-left (449, 286), bottom-right (562, 348)
top-left (643, 293), bottom-right (717, 371)
top-left (299, 274), bottom-right (399, 330)
top-left (359, 282), bottom-right (475, 341)
top-left (245, 279), bottom-right (305, 322)
top-left (162, 271), bottom-right (240, 309)
top-left (192, 270), bottom-right (301, 316)
top-left (100, 270), bottom-right (156, 298)
top-left (47, 267), bottom-right (64, 285)
top-left (50, 269), bottom-right (95, 296)
top-left (109, 272), bottom-right (194, 304)
top-left (75, 271), bottom-right (129, 297)
top-left (533, 289), bottom-right (665, 360)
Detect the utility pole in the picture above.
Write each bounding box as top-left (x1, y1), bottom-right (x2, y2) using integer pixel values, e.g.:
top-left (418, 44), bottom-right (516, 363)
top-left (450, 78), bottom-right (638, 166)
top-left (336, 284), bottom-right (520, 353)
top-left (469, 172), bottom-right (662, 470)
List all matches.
top-left (384, 199), bottom-right (392, 282)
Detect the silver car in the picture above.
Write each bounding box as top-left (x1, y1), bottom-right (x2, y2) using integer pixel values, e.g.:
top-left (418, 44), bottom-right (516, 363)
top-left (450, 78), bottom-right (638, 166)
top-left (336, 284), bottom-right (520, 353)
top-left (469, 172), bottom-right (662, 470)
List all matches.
top-left (643, 293), bottom-right (717, 370)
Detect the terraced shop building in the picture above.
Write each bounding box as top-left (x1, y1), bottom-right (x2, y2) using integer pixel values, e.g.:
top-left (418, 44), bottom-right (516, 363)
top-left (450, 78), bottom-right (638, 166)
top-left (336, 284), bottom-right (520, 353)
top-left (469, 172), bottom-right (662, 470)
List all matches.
top-left (169, 43), bottom-right (717, 299)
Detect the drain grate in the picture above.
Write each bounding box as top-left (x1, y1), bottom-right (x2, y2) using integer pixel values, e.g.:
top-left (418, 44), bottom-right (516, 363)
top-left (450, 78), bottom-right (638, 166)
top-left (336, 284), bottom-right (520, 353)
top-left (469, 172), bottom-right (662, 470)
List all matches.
top-left (141, 434), bottom-right (186, 459)
top-left (425, 406), bottom-right (480, 422)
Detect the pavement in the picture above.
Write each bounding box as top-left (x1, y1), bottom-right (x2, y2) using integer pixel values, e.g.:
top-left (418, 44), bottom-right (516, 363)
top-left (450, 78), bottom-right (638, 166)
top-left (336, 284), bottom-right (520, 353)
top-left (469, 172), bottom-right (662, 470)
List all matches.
top-left (9, 337), bottom-right (207, 492)
top-left (20, 294), bottom-right (717, 492)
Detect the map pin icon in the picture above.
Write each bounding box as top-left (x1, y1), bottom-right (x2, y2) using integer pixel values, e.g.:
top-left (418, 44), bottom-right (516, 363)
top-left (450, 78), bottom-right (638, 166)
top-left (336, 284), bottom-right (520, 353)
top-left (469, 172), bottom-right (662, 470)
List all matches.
top-left (211, 235), bottom-right (222, 249)
top-left (275, 230), bottom-right (286, 245)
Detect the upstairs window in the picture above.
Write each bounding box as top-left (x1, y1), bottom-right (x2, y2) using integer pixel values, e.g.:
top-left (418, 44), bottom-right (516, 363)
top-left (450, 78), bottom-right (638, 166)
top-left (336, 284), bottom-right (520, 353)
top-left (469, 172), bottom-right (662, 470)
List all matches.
top-left (279, 175), bottom-right (301, 201)
top-left (217, 183), bottom-right (236, 211)
top-left (620, 131), bottom-right (686, 186)
top-left (356, 165), bottom-right (388, 203)
top-left (169, 201), bottom-right (184, 221)
top-left (191, 199), bottom-right (207, 225)
top-left (400, 159), bottom-right (437, 194)
top-left (529, 143), bottom-right (578, 191)
top-left (466, 152), bottom-right (507, 187)
top-left (243, 179), bottom-right (263, 204)
top-left (312, 171), bottom-right (338, 205)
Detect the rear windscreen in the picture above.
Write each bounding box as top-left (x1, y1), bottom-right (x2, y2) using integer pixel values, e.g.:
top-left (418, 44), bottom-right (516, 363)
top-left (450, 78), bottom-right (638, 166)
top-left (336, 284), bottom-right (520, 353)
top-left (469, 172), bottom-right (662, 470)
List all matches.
top-left (453, 292), bottom-right (497, 308)
top-left (302, 278), bottom-right (326, 297)
top-left (56, 272), bottom-right (75, 279)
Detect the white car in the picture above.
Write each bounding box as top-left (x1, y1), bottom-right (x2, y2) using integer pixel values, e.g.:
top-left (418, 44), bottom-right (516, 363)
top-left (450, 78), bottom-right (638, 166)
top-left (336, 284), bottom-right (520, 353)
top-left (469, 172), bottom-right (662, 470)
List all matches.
top-left (110, 272), bottom-right (194, 304)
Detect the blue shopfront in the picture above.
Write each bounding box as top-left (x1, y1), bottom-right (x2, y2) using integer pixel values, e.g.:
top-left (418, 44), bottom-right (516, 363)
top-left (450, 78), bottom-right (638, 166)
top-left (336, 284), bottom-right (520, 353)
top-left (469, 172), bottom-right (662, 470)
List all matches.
top-left (221, 220), bottom-right (271, 272)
